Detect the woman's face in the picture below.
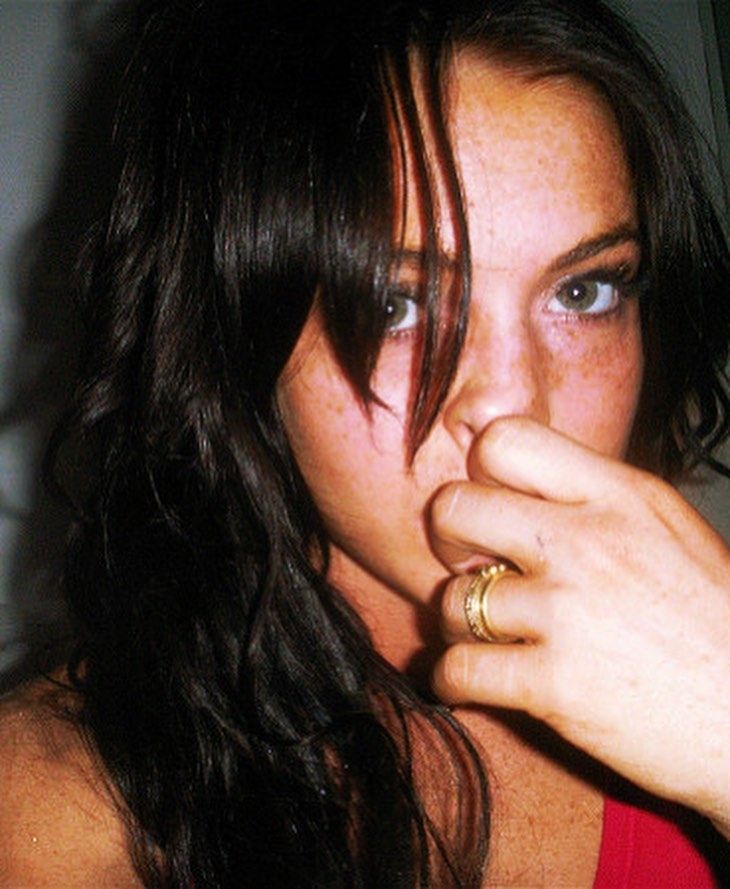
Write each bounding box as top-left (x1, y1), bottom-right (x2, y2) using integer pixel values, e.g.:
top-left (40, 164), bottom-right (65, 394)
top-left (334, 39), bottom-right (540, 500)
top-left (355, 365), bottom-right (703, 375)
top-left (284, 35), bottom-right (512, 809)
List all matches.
top-left (278, 57), bottom-right (643, 622)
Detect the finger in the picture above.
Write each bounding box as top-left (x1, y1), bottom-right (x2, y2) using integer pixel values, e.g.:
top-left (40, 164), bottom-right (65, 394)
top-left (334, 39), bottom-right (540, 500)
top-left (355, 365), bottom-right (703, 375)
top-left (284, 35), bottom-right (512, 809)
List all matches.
top-left (430, 480), bottom-right (563, 573)
top-left (440, 570), bottom-right (547, 643)
top-left (467, 416), bottom-right (630, 503)
top-left (433, 642), bottom-right (547, 715)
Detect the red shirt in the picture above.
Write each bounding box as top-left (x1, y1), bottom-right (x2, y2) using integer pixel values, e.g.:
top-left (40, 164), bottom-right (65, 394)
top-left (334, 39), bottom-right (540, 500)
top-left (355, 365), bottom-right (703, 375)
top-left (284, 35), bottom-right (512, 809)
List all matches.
top-left (594, 796), bottom-right (723, 888)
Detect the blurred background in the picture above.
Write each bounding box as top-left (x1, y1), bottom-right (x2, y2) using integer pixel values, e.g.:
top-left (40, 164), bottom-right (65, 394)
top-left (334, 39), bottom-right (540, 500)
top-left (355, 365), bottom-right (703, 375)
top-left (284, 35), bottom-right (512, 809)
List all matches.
top-left (0, 0), bottom-right (728, 689)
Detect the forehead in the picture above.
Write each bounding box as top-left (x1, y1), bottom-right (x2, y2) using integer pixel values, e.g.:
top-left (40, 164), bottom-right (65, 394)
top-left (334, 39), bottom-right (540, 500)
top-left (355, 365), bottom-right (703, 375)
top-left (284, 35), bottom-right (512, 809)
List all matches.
top-left (399, 52), bottom-right (636, 258)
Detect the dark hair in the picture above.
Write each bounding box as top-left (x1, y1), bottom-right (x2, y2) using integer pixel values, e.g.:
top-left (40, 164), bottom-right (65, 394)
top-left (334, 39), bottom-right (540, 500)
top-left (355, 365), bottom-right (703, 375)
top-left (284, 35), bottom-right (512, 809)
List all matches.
top-left (48, 0), bottom-right (729, 886)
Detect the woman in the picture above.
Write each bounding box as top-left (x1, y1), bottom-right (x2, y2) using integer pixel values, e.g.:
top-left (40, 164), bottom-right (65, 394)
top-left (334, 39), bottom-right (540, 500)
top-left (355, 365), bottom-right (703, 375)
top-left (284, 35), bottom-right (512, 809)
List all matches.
top-left (0, 0), bottom-right (728, 885)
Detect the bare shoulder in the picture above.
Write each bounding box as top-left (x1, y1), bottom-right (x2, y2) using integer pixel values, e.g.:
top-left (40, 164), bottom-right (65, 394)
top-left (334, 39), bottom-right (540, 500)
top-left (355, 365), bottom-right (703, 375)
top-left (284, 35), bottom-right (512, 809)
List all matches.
top-left (0, 674), bottom-right (141, 886)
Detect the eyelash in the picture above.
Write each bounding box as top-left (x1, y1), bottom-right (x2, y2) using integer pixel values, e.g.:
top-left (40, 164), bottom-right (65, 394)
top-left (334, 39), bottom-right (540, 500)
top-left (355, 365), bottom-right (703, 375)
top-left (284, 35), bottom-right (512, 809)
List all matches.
top-left (383, 288), bottom-right (421, 339)
top-left (382, 262), bottom-right (645, 337)
top-left (546, 263), bottom-right (644, 322)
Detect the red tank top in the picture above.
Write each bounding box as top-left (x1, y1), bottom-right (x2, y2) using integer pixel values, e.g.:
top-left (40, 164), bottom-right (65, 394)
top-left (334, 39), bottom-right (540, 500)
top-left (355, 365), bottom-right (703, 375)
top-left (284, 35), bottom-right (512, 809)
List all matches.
top-left (593, 796), bottom-right (720, 888)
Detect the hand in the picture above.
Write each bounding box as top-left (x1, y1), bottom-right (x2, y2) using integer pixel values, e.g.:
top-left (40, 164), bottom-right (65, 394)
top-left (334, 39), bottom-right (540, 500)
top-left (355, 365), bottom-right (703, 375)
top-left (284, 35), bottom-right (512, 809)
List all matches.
top-left (430, 416), bottom-right (730, 830)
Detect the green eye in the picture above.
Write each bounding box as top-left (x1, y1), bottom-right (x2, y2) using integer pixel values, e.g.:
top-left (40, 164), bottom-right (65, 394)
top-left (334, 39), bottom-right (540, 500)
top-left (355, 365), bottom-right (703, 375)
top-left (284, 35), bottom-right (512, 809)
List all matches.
top-left (550, 279), bottom-right (620, 315)
top-left (384, 292), bottom-right (419, 333)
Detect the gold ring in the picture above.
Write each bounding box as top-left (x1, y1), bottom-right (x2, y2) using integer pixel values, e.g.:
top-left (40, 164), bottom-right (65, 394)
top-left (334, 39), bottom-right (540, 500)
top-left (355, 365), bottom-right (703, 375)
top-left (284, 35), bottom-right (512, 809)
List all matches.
top-left (464, 563), bottom-right (520, 644)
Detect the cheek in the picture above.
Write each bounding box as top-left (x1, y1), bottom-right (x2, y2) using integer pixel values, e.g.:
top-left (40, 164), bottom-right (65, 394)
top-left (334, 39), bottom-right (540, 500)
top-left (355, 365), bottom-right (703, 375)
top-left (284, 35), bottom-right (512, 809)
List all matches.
top-left (278, 361), bottom-right (408, 528)
top-left (369, 336), bottom-right (420, 422)
top-left (543, 314), bottom-right (643, 457)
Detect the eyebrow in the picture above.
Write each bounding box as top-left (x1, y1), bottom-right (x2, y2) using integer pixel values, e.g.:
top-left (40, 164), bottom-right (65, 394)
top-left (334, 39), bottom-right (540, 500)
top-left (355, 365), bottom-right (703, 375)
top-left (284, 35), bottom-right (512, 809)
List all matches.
top-left (546, 224), bottom-right (641, 273)
top-left (393, 224), bottom-right (640, 274)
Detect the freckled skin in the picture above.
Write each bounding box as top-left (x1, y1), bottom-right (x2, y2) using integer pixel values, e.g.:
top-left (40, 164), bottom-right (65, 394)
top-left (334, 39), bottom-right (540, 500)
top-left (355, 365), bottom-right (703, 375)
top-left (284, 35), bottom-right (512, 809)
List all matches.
top-left (277, 58), bottom-right (643, 666)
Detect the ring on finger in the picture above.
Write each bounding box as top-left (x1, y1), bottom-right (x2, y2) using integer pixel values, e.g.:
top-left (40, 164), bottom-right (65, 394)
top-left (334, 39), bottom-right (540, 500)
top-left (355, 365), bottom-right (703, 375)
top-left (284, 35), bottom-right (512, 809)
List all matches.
top-left (464, 563), bottom-right (521, 644)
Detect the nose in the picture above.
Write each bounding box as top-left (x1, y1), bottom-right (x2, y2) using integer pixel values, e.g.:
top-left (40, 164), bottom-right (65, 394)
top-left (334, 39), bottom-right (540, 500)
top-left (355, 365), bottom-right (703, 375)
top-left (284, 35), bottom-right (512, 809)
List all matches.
top-left (441, 309), bottom-right (550, 452)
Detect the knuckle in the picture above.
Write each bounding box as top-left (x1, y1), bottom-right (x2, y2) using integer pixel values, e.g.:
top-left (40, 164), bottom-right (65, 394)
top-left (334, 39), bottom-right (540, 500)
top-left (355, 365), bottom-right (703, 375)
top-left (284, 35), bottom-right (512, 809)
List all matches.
top-left (622, 465), bottom-right (654, 499)
top-left (442, 576), bottom-right (468, 628)
top-left (640, 472), bottom-right (681, 512)
top-left (481, 415), bottom-right (516, 453)
top-left (613, 464), bottom-right (661, 505)
top-left (605, 464), bottom-right (679, 528)
top-left (472, 415), bottom-right (531, 477)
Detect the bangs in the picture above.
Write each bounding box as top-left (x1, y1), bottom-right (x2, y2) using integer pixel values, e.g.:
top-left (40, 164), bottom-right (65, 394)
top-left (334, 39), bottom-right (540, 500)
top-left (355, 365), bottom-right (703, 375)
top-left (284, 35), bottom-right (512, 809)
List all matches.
top-left (315, 37), bottom-right (471, 457)
top-left (194, 1), bottom-right (472, 452)
top-left (173, 0), bottom-right (725, 478)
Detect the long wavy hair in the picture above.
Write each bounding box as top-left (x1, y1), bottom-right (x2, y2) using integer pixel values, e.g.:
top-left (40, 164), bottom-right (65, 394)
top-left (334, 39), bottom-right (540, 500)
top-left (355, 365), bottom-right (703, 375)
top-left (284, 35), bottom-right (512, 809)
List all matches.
top-left (46, 0), bottom-right (729, 885)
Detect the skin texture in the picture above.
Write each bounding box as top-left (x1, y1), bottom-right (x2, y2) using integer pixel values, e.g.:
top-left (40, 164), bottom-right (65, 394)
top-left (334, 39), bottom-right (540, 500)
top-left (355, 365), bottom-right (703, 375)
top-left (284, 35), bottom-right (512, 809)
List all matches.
top-left (278, 58), bottom-right (644, 657)
top-left (279, 54), bottom-right (730, 871)
top-left (0, 679), bottom-right (141, 886)
top-left (432, 416), bottom-right (730, 822)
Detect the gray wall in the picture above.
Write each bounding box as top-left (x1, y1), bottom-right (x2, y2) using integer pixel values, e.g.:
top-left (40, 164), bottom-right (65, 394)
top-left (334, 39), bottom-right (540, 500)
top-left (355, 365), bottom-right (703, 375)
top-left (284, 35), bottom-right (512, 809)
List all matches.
top-left (1, 2), bottom-right (74, 677)
top-left (0, 1), bottom-right (128, 683)
top-left (0, 1), bottom-right (728, 683)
